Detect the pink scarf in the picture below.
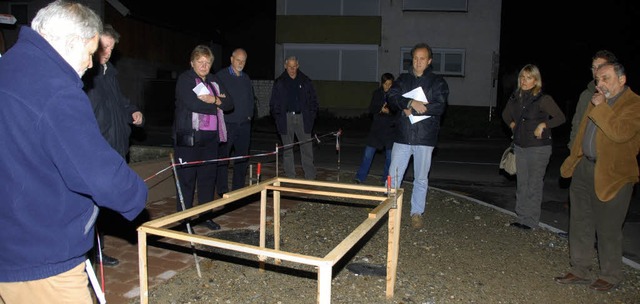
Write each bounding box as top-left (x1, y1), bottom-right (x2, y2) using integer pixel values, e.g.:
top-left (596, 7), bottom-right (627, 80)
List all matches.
top-left (194, 78), bottom-right (227, 142)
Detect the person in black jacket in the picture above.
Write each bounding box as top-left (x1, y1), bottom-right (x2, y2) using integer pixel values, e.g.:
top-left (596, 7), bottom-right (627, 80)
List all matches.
top-left (502, 64), bottom-right (565, 230)
top-left (354, 72), bottom-right (395, 184)
top-left (386, 43), bottom-right (449, 229)
top-left (172, 45), bottom-right (233, 231)
top-left (269, 56), bottom-right (319, 179)
top-left (83, 24), bottom-right (144, 266)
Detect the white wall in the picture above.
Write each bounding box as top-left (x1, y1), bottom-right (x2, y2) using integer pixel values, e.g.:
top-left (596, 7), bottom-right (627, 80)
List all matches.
top-left (379, 0), bottom-right (502, 107)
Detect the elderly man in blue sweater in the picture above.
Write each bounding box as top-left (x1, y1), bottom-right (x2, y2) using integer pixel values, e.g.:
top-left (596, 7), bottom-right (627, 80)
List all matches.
top-left (0, 1), bottom-right (148, 302)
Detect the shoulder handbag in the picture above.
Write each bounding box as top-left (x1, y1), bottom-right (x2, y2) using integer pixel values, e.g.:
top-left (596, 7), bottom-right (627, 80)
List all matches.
top-left (499, 142), bottom-right (516, 175)
top-left (500, 94), bottom-right (527, 176)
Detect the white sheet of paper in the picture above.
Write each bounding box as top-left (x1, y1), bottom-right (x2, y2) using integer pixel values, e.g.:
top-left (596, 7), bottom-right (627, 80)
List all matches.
top-left (408, 114), bottom-right (430, 124)
top-left (192, 82), bottom-right (210, 96)
top-left (402, 87), bottom-right (428, 103)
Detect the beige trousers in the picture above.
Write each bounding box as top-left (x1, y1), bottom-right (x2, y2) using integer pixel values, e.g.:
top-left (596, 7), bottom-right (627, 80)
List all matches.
top-left (0, 262), bottom-right (92, 304)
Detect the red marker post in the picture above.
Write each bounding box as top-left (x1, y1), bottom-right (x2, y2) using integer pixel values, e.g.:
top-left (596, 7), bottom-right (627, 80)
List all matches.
top-left (257, 162), bottom-right (261, 183)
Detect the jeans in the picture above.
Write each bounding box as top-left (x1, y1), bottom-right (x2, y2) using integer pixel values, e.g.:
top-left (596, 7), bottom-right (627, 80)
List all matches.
top-left (387, 143), bottom-right (434, 215)
top-left (355, 146), bottom-right (391, 183)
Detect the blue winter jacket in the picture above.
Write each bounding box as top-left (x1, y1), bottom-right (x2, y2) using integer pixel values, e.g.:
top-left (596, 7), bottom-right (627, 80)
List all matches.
top-left (387, 67), bottom-right (449, 146)
top-left (0, 27), bottom-right (148, 282)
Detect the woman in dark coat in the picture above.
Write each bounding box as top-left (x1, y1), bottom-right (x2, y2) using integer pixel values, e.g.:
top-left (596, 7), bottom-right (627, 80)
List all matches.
top-left (354, 73), bottom-right (395, 184)
top-left (502, 64), bottom-right (565, 230)
top-left (172, 45), bottom-right (233, 230)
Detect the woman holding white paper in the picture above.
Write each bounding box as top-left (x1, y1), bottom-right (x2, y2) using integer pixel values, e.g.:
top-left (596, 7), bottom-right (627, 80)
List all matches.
top-left (172, 45), bottom-right (233, 231)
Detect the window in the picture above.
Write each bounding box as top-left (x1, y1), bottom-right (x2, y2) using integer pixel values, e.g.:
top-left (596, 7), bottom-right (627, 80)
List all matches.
top-left (400, 47), bottom-right (465, 76)
top-left (284, 0), bottom-right (379, 16)
top-left (284, 44), bottom-right (378, 82)
top-left (402, 0), bottom-right (468, 12)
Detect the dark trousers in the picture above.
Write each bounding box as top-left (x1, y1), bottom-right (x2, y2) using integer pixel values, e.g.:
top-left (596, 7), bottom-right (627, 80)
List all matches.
top-left (173, 131), bottom-right (219, 212)
top-left (216, 121), bottom-right (251, 194)
top-left (569, 158), bottom-right (632, 284)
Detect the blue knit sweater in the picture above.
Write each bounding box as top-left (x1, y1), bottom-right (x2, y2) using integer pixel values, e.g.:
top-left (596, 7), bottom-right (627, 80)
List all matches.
top-left (0, 27), bottom-right (148, 282)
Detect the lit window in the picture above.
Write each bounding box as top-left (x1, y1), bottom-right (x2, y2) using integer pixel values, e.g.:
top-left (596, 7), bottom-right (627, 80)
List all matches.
top-left (400, 47), bottom-right (465, 76)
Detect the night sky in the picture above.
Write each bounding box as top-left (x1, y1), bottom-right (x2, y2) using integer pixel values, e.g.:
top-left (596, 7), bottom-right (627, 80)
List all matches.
top-left (499, 0), bottom-right (640, 115)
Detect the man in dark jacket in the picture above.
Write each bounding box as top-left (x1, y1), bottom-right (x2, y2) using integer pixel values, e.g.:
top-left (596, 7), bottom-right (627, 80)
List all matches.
top-left (0, 1), bottom-right (147, 301)
top-left (83, 24), bottom-right (144, 266)
top-left (386, 42), bottom-right (449, 229)
top-left (216, 48), bottom-right (255, 194)
top-left (269, 56), bottom-right (319, 179)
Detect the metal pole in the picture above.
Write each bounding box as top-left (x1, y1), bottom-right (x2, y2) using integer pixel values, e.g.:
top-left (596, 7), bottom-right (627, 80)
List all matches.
top-left (275, 144), bottom-right (279, 177)
top-left (170, 153), bottom-right (202, 278)
top-left (336, 130), bottom-right (341, 182)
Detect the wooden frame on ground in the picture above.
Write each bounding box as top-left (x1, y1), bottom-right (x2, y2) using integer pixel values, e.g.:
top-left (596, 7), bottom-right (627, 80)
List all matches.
top-left (137, 177), bottom-right (403, 304)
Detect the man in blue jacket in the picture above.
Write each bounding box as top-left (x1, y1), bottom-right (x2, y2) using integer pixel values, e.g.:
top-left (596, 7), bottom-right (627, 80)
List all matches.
top-left (386, 42), bottom-right (449, 229)
top-left (269, 56), bottom-right (319, 179)
top-left (0, 1), bottom-right (148, 302)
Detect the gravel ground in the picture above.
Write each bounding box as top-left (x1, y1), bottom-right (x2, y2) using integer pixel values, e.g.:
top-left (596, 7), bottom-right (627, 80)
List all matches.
top-left (131, 176), bottom-right (640, 304)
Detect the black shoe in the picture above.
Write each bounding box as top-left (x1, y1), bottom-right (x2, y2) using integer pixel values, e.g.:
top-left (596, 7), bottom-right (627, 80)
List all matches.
top-left (97, 254), bottom-right (120, 267)
top-left (353, 178), bottom-right (361, 184)
top-left (204, 219), bottom-right (221, 230)
top-left (510, 222), bottom-right (532, 230)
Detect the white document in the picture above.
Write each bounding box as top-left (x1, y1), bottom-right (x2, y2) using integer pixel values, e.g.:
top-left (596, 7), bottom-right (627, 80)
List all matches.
top-left (403, 87), bottom-right (430, 124)
top-left (408, 114), bottom-right (429, 124)
top-left (402, 87), bottom-right (428, 103)
top-left (192, 82), bottom-right (210, 96)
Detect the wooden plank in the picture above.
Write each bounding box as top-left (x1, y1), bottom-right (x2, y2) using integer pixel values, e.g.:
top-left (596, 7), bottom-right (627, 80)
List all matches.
top-left (138, 230), bottom-right (149, 304)
top-left (264, 185), bottom-right (386, 202)
top-left (386, 192), bottom-right (403, 298)
top-left (317, 263), bottom-right (333, 304)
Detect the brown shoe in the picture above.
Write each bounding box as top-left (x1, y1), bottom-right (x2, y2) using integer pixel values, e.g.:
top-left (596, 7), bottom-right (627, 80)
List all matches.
top-left (411, 214), bottom-right (424, 229)
top-left (554, 273), bottom-right (590, 285)
top-left (588, 279), bottom-right (616, 291)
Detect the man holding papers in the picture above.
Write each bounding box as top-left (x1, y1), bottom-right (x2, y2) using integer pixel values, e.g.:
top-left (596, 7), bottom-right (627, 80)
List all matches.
top-left (386, 42), bottom-right (449, 229)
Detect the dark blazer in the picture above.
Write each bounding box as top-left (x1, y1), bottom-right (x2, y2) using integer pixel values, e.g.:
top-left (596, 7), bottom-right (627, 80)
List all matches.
top-left (366, 87), bottom-right (395, 150)
top-left (84, 61), bottom-right (141, 157)
top-left (269, 70), bottom-right (319, 135)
